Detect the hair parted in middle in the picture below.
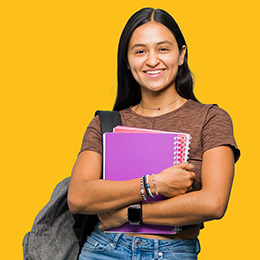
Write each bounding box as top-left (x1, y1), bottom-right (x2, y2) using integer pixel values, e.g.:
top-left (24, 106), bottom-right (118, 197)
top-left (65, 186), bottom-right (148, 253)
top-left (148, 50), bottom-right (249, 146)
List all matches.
top-left (113, 8), bottom-right (198, 111)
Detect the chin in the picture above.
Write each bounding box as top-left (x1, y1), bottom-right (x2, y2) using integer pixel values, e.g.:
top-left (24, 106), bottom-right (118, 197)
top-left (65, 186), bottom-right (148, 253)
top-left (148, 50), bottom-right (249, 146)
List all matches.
top-left (142, 83), bottom-right (174, 93)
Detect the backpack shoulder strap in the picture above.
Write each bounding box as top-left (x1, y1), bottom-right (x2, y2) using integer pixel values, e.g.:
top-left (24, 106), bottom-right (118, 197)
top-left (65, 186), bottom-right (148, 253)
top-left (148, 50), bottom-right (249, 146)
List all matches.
top-left (95, 110), bottom-right (122, 134)
top-left (73, 110), bottom-right (122, 250)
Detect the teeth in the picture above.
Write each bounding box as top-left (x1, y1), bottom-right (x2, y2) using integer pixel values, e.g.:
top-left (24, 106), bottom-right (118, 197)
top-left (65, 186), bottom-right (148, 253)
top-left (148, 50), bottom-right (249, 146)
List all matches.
top-left (146, 70), bottom-right (163, 75)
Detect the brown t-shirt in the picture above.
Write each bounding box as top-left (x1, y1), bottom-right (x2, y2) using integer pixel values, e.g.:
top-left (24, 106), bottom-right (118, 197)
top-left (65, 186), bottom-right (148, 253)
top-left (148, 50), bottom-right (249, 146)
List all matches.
top-left (80, 100), bottom-right (240, 191)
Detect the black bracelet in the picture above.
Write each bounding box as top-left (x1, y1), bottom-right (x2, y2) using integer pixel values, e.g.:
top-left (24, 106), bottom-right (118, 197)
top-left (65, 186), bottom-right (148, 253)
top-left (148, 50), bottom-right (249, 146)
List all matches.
top-left (140, 176), bottom-right (148, 201)
top-left (144, 174), bottom-right (154, 199)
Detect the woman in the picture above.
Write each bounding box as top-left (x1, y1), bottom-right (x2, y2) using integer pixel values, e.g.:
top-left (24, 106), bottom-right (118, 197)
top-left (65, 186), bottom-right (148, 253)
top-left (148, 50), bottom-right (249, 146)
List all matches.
top-left (68, 8), bottom-right (240, 259)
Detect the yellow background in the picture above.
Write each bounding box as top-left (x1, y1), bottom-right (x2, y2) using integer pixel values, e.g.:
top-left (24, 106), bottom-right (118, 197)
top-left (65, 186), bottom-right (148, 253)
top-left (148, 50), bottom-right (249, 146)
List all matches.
top-left (1, 0), bottom-right (259, 259)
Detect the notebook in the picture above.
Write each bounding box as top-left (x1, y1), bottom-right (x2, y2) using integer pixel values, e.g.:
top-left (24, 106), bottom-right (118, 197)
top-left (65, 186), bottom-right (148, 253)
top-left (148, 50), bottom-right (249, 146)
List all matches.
top-left (113, 126), bottom-right (191, 165)
top-left (103, 130), bottom-right (191, 234)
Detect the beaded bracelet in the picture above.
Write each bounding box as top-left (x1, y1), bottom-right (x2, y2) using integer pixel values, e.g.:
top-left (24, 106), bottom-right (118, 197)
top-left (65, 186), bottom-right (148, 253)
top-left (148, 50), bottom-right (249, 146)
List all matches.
top-left (144, 174), bottom-right (154, 199)
top-left (152, 173), bottom-right (158, 195)
top-left (140, 175), bottom-right (147, 201)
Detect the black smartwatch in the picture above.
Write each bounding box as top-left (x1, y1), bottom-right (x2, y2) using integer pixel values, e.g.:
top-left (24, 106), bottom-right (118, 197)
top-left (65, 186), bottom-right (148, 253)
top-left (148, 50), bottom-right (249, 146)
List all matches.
top-left (127, 203), bottom-right (142, 225)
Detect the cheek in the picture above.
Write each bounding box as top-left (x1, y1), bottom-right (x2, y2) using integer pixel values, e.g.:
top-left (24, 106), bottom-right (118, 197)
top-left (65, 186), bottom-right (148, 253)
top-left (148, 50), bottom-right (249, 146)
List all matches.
top-left (162, 54), bottom-right (179, 66)
top-left (128, 60), bottom-right (145, 81)
top-left (130, 69), bottom-right (142, 85)
top-left (128, 58), bottom-right (142, 71)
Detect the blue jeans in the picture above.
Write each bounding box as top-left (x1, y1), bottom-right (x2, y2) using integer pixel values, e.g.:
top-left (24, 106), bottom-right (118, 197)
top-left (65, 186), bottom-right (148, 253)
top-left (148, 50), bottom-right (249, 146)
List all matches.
top-left (79, 224), bottom-right (200, 260)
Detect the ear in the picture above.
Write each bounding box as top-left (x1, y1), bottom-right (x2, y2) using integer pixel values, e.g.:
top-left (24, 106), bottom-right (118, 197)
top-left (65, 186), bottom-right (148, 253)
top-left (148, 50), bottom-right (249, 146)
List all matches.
top-left (178, 45), bottom-right (187, 66)
top-left (126, 60), bottom-right (131, 70)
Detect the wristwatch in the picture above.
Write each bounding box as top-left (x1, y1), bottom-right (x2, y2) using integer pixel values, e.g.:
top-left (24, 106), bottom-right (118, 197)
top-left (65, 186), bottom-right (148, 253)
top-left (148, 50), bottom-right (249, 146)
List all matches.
top-left (127, 204), bottom-right (142, 225)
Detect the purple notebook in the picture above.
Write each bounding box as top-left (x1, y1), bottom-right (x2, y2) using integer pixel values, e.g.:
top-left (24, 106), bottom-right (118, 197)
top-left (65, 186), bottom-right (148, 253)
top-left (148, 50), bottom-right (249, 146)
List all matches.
top-left (103, 132), bottom-right (190, 234)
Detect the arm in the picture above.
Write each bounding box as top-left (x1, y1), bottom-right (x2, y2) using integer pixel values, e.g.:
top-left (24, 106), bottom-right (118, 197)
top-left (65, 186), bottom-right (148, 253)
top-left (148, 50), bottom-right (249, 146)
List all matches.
top-left (68, 150), bottom-right (142, 214)
top-left (144, 145), bottom-right (235, 225)
top-left (68, 150), bottom-right (195, 215)
top-left (98, 146), bottom-right (234, 230)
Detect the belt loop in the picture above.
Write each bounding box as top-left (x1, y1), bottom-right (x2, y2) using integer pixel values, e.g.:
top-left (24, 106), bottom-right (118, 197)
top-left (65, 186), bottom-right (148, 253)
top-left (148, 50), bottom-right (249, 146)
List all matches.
top-left (195, 238), bottom-right (201, 254)
top-left (154, 239), bottom-right (159, 259)
top-left (113, 233), bottom-right (122, 248)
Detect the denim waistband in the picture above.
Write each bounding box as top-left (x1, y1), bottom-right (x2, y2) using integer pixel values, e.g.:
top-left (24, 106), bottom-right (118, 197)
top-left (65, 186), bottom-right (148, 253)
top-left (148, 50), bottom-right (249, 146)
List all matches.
top-left (91, 223), bottom-right (200, 254)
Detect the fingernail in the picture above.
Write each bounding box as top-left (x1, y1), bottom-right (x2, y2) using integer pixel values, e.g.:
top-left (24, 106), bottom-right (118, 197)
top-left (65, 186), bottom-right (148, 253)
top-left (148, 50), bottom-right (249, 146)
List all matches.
top-left (190, 163), bottom-right (194, 166)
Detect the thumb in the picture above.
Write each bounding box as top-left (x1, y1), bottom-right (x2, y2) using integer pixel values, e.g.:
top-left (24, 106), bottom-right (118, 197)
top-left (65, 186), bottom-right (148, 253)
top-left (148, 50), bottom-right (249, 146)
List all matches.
top-left (98, 222), bottom-right (105, 231)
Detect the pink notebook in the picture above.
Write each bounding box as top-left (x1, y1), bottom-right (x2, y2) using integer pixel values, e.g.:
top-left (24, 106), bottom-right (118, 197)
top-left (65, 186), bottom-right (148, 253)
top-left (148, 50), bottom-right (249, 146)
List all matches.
top-left (103, 130), bottom-right (191, 234)
top-left (113, 126), bottom-right (191, 164)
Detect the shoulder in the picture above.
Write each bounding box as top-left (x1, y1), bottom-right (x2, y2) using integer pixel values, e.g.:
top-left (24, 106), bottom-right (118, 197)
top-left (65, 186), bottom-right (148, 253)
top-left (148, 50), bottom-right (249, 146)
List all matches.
top-left (87, 115), bottom-right (101, 131)
top-left (119, 107), bottom-right (132, 117)
top-left (178, 100), bottom-right (213, 116)
top-left (185, 99), bottom-right (220, 112)
top-left (118, 107), bottom-right (138, 124)
top-left (196, 102), bottom-right (240, 162)
top-left (186, 100), bottom-right (233, 123)
top-left (203, 104), bottom-right (233, 128)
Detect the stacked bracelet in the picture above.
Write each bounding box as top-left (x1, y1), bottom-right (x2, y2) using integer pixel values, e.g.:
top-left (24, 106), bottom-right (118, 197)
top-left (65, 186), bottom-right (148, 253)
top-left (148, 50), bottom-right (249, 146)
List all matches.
top-left (140, 176), bottom-right (147, 201)
top-left (144, 174), bottom-right (154, 199)
top-left (152, 173), bottom-right (158, 195)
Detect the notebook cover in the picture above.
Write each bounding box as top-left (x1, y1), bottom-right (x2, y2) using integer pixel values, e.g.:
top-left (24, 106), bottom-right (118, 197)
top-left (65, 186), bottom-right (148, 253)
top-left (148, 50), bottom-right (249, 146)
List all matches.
top-left (103, 132), bottom-right (188, 234)
top-left (113, 126), bottom-right (191, 164)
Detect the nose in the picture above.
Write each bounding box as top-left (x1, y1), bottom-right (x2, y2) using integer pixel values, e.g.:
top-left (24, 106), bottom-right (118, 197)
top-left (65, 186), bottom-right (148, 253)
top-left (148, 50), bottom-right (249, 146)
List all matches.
top-left (146, 51), bottom-right (159, 67)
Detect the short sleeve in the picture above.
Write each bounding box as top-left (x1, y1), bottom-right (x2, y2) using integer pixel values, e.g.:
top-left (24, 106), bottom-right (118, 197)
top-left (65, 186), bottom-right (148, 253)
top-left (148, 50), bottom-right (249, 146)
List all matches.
top-left (202, 105), bottom-right (240, 163)
top-left (79, 116), bottom-right (103, 156)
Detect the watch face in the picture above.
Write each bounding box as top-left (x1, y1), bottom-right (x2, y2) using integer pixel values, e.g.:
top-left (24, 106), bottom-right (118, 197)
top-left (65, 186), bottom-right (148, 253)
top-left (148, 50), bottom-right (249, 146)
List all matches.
top-left (128, 205), bottom-right (141, 224)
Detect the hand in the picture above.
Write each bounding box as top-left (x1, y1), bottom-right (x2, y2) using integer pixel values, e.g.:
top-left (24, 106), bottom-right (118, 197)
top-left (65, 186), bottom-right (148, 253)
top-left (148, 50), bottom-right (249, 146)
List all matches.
top-left (156, 162), bottom-right (196, 198)
top-left (98, 207), bottom-right (128, 231)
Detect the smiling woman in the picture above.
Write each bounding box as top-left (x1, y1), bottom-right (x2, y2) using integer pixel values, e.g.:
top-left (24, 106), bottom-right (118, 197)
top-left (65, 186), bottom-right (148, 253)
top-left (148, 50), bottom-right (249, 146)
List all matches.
top-left (113, 8), bottom-right (198, 113)
top-left (128, 22), bottom-right (185, 87)
top-left (68, 7), bottom-right (240, 260)
top-left (127, 21), bottom-right (186, 113)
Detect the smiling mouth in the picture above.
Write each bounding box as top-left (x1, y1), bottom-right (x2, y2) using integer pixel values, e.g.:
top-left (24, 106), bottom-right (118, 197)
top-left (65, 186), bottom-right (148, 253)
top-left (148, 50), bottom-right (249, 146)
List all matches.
top-left (144, 69), bottom-right (165, 76)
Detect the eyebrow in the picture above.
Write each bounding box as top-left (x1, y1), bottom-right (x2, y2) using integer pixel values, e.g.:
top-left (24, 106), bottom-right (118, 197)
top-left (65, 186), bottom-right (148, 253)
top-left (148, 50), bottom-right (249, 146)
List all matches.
top-left (130, 41), bottom-right (174, 50)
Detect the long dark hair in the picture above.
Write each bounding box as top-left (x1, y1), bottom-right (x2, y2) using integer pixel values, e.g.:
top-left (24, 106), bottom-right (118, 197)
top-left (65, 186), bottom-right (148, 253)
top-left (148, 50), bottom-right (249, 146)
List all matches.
top-left (113, 8), bottom-right (198, 111)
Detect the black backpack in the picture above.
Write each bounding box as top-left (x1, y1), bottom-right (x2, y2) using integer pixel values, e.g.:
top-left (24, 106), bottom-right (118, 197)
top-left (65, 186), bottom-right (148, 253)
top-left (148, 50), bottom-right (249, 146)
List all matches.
top-left (23, 111), bottom-right (121, 260)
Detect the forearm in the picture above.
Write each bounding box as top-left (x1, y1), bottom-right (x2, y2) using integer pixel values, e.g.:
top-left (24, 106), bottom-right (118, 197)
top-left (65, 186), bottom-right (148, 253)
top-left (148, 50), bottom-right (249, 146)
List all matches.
top-left (68, 178), bottom-right (142, 215)
top-left (68, 151), bottom-right (196, 216)
top-left (68, 151), bottom-right (144, 214)
top-left (143, 189), bottom-right (227, 227)
top-left (98, 147), bottom-right (235, 231)
top-left (98, 189), bottom-right (221, 231)
top-left (142, 146), bottom-right (235, 227)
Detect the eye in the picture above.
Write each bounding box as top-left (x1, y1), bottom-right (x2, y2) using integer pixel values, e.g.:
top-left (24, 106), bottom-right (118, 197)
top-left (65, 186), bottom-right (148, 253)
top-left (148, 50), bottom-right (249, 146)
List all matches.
top-left (135, 50), bottom-right (145, 54)
top-left (159, 47), bottom-right (169, 52)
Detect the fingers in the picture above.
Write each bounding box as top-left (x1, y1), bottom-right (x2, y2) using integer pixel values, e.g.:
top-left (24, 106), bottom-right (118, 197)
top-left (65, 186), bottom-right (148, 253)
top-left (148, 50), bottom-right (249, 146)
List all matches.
top-left (176, 162), bottom-right (196, 177)
top-left (190, 171), bottom-right (196, 180)
top-left (178, 162), bottom-right (196, 184)
top-left (98, 214), bottom-right (106, 230)
top-left (178, 162), bottom-right (195, 171)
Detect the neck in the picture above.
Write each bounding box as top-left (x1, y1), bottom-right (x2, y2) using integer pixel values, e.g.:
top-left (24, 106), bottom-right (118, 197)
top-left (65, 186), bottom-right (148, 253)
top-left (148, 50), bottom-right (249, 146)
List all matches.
top-left (140, 95), bottom-right (180, 111)
top-left (133, 91), bottom-right (187, 117)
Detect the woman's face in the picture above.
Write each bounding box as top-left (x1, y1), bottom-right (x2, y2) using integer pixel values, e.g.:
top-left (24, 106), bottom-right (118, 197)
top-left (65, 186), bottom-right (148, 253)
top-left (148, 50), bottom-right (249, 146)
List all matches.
top-left (127, 21), bottom-right (186, 94)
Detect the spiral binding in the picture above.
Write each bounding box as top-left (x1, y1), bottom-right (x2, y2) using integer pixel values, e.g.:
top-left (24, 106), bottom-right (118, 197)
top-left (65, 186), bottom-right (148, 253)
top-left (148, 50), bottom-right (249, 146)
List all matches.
top-left (173, 133), bottom-right (191, 165)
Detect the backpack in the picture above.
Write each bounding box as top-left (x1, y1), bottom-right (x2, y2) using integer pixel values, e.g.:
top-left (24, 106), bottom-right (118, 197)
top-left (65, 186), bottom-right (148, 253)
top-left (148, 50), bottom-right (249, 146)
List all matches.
top-left (23, 111), bottom-right (122, 260)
